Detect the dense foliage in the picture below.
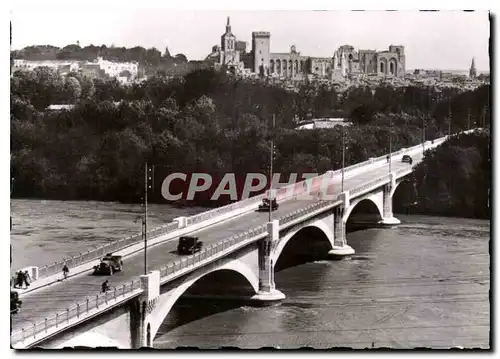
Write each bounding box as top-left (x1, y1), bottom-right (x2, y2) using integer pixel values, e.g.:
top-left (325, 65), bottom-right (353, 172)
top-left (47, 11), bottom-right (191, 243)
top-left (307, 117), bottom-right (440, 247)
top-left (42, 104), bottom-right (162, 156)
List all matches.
top-left (394, 131), bottom-right (491, 219)
top-left (10, 66), bottom-right (491, 211)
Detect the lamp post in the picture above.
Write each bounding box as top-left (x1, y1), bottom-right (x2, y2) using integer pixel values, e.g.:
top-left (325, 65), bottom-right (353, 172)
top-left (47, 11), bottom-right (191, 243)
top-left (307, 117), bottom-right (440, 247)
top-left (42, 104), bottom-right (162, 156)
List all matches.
top-left (268, 114), bottom-right (276, 223)
top-left (143, 163), bottom-right (148, 275)
top-left (341, 126), bottom-right (345, 193)
top-left (141, 163), bottom-right (154, 275)
top-left (389, 116), bottom-right (392, 174)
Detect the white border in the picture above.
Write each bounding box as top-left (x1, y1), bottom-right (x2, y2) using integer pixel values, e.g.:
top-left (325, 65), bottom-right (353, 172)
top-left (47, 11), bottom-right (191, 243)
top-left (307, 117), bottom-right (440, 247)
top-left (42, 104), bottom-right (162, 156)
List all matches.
top-left (2, 1), bottom-right (496, 358)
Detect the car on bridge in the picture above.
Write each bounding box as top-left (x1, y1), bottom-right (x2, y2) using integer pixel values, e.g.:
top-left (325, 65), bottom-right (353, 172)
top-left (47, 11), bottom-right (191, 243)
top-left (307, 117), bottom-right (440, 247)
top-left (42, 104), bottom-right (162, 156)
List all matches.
top-left (177, 236), bottom-right (203, 255)
top-left (93, 253), bottom-right (123, 275)
top-left (258, 198), bottom-right (279, 212)
top-left (402, 155), bottom-right (413, 165)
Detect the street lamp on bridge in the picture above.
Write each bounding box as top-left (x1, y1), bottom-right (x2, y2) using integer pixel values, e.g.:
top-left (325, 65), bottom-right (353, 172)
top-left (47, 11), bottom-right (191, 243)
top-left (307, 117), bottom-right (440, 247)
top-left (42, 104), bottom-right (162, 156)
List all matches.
top-left (341, 126), bottom-right (346, 193)
top-left (136, 163), bottom-right (154, 276)
top-left (388, 116), bottom-right (392, 174)
top-left (268, 114), bottom-right (276, 223)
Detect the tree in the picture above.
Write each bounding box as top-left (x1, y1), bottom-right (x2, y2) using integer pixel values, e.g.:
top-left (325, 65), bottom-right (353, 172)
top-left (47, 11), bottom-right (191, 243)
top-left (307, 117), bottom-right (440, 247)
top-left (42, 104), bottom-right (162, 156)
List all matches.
top-left (64, 76), bottom-right (82, 103)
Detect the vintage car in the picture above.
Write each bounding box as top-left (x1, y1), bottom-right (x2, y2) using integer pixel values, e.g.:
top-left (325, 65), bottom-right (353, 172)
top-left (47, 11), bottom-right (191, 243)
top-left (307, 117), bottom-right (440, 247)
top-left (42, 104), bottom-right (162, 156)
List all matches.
top-left (93, 253), bottom-right (123, 275)
top-left (402, 155), bottom-right (413, 165)
top-left (11, 290), bottom-right (22, 314)
top-left (177, 236), bottom-right (203, 255)
top-left (258, 198), bottom-right (279, 212)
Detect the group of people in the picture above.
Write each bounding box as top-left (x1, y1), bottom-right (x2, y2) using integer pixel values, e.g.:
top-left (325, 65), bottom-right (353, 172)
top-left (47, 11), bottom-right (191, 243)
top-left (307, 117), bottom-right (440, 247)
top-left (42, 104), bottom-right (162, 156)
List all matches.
top-left (12, 270), bottom-right (31, 289)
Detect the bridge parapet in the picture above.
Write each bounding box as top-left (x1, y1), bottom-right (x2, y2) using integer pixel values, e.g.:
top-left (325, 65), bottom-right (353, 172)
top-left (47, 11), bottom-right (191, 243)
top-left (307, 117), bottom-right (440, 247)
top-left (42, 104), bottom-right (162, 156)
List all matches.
top-left (10, 164), bottom-right (430, 348)
top-left (157, 225), bottom-right (268, 281)
top-left (11, 279), bottom-right (143, 348)
top-left (14, 135), bottom-right (458, 298)
top-left (35, 221), bottom-right (180, 280)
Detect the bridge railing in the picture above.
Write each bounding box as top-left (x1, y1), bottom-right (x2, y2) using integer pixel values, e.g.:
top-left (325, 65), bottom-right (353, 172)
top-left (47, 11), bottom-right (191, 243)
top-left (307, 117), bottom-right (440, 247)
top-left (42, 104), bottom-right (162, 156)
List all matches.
top-left (185, 194), bottom-right (268, 227)
top-left (181, 135), bottom-right (445, 228)
top-left (17, 135), bottom-right (453, 283)
top-left (183, 169), bottom-right (332, 227)
top-left (349, 175), bottom-right (391, 197)
top-left (158, 224), bottom-right (269, 278)
top-left (10, 165), bottom-right (427, 346)
top-left (35, 221), bottom-right (180, 279)
top-left (11, 279), bottom-right (143, 346)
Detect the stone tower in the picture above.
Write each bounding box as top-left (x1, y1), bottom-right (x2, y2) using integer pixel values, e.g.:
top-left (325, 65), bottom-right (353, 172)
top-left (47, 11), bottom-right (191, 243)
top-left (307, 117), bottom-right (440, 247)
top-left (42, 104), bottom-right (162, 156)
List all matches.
top-left (252, 31), bottom-right (271, 76)
top-left (469, 57), bottom-right (477, 79)
top-left (221, 17), bottom-right (237, 64)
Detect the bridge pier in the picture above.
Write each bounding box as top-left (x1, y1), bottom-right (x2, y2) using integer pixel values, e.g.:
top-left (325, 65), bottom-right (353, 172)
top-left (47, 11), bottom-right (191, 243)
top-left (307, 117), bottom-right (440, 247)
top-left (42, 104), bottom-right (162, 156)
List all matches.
top-left (378, 177), bottom-right (401, 226)
top-left (328, 205), bottom-right (354, 259)
top-left (251, 220), bottom-right (285, 303)
top-left (131, 270), bottom-right (160, 349)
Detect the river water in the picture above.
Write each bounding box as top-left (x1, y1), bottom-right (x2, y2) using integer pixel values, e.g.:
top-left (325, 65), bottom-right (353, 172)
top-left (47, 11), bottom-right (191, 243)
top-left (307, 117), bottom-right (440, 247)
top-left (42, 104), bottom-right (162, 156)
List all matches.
top-left (10, 199), bottom-right (490, 349)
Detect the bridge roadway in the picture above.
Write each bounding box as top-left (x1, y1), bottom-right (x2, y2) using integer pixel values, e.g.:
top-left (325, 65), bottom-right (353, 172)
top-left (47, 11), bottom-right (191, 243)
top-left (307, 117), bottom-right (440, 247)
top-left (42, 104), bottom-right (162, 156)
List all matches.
top-left (12, 154), bottom-right (419, 332)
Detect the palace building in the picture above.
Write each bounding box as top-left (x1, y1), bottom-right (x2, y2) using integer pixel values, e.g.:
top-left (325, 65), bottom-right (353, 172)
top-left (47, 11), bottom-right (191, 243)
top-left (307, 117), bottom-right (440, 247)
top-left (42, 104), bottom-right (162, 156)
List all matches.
top-left (205, 17), bottom-right (406, 80)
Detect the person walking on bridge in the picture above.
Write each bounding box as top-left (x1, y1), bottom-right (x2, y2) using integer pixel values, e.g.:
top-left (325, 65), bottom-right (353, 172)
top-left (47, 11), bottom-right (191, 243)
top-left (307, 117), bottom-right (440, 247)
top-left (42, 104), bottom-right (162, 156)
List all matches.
top-left (23, 270), bottom-right (31, 288)
top-left (62, 264), bottom-right (69, 280)
top-left (14, 271), bottom-right (24, 289)
top-left (101, 280), bottom-right (109, 293)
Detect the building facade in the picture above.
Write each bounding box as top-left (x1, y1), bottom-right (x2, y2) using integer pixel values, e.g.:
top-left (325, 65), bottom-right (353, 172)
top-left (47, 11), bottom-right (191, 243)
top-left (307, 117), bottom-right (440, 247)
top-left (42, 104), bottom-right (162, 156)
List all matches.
top-left (205, 18), bottom-right (406, 80)
top-left (12, 57), bottom-right (139, 82)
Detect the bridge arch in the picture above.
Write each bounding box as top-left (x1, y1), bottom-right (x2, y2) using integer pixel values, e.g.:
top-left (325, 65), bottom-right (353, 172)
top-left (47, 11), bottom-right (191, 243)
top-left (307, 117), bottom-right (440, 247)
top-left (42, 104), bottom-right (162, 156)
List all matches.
top-left (392, 177), bottom-right (418, 211)
top-left (150, 260), bottom-right (258, 341)
top-left (272, 220), bottom-right (334, 269)
top-left (344, 194), bottom-right (384, 225)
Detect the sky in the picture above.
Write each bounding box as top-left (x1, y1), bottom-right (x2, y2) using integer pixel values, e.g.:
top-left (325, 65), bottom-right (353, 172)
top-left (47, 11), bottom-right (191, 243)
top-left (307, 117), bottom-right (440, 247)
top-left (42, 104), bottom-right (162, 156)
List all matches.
top-left (10, 9), bottom-right (490, 71)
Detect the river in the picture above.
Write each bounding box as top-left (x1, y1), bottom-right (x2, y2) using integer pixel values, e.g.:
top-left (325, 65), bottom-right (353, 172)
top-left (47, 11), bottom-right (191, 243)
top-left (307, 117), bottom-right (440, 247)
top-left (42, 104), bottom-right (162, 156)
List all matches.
top-left (10, 199), bottom-right (490, 349)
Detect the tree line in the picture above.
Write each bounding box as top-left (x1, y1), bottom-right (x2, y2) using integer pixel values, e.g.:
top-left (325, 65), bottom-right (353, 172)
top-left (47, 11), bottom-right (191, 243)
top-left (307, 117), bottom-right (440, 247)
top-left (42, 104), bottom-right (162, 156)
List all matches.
top-left (10, 67), bottom-right (491, 212)
top-left (394, 131), bottom-right (490, 219)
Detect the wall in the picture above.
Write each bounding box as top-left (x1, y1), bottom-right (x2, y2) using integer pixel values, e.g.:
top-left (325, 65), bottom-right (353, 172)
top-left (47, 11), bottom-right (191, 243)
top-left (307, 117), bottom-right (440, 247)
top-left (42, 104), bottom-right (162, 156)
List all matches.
top-left (37, 301), bottom-right (137, 349)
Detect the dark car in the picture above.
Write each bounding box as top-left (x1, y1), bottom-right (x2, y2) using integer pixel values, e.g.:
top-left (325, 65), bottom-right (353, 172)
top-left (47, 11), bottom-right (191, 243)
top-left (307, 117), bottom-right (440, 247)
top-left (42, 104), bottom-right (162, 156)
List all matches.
top-left (258, 198), bottom-right (279, 212)
top-left (178, 236), bottom-right (203, 255)
top-left (402, 155), bottom-right (413, 165)
top-left (93, 253), bottom-right (123, 275)
top-left (11, 291), bottom-right (22, 314)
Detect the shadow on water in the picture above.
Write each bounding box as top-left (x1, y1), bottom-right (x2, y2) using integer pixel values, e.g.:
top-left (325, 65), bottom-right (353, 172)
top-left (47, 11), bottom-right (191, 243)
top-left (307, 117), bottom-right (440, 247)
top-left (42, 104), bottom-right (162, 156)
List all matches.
top-left (274, 227), bottom-right (333, 272)
top-left (154, 270), bottom-right (255, 342)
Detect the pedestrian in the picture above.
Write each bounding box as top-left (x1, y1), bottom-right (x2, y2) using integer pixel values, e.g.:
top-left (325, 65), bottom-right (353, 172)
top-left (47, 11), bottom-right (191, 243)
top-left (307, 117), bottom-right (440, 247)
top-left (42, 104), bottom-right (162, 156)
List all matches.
top-left (386, 155), bottom-right (390, 163)
top-left (101, 280), bottom-right (109, 293)
top-left (16, 271), bottom-right (24, 289)
top-left (23, 270), bottom-right (31, 287)
top-left (62, 264), bottom-right (69, 280)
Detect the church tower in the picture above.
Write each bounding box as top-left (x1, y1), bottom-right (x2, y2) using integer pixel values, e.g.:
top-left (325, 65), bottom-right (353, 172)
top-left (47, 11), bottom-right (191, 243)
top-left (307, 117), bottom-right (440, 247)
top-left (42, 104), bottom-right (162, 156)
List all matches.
top-left (220, 17), bottom-right (237, 65)
top-left (469, 57), bottom-right (477, 79)
top-left (221, 16), bottom-right (234, 51)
